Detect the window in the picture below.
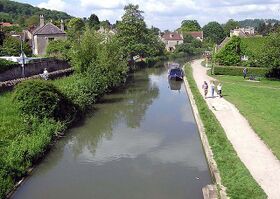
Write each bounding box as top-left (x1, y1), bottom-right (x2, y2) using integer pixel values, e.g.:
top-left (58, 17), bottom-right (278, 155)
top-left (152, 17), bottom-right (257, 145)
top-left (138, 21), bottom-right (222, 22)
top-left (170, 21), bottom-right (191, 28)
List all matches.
top-left (48, 38), bottom-right (54, 41)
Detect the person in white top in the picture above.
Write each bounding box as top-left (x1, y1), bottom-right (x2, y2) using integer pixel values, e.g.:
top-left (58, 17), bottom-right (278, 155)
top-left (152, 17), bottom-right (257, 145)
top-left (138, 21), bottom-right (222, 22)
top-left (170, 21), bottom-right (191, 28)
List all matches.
top-left (217, 83), bottom-right (222, 98)
top-left (210, 81), bottom-right (215, 98)
top-left (42, 68), bottom-right (49, 80)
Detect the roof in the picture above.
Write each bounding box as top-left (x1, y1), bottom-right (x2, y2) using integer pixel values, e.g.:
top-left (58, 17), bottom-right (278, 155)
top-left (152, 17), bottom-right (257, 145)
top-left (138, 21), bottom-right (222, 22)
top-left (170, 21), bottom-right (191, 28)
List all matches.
top-left (162, 32), bottom-right (183, 41)
top-left (0, 22), bottom-right (15, 27)
top-left (33, 23), bottom-right (65, 35)
top-left (186, 31), bottom-right (203, 39)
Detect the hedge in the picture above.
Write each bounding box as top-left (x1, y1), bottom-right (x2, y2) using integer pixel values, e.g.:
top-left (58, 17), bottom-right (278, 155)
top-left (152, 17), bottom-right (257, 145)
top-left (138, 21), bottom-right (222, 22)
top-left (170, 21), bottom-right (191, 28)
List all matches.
top-left (213, 65), bottom-right (270, 77)
top-left (0, 59), bottom-right (18, 73)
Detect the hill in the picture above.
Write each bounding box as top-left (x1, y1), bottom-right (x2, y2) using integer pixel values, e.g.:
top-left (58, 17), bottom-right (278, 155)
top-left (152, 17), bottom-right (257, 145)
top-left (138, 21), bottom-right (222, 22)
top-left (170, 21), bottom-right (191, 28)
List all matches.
top-left (0, 0), bottom-right (72, 26)
top-left (238, 19), bottom-right (279, 28)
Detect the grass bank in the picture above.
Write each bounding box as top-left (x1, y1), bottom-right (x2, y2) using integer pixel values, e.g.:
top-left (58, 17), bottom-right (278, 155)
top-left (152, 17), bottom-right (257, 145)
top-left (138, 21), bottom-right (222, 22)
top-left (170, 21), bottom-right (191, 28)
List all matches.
top-left (214, 75), bottom-right (280, 160)
top-left (184, 63), bottom-right (266, 199)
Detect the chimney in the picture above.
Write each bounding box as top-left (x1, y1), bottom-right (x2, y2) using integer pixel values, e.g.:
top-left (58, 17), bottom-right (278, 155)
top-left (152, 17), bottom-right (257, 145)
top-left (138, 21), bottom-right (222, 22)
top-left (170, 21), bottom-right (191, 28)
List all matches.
top-left (40, 15), bottom-right (44, 27)
top-left (60, 19), bottom-right (64, 32)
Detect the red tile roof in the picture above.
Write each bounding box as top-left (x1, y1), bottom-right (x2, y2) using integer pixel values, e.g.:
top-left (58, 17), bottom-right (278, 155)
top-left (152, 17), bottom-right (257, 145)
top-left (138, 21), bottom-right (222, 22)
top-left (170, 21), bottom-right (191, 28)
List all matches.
top-left (186, 31), bottom-right (203, 39)
top-left (162, 32), bottom-right (183, 41)
top-left (0, 22), bottom-right (15, 27)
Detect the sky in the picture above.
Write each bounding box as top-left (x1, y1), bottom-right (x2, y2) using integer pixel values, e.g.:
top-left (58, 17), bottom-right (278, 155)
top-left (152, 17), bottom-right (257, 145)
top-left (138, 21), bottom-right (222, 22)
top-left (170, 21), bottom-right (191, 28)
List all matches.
top-left (16, 0), bottom-right (280, 30)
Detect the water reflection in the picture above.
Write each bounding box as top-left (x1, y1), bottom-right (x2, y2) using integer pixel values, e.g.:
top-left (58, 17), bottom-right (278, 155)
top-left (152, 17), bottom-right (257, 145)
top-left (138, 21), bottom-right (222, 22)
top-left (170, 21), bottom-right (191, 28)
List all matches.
top-left (11, 65), bottom-right (211, 199)
top-left (69, 69), bottom-right (160, 161)
top-left (168, 79), bottom-right (182, 91)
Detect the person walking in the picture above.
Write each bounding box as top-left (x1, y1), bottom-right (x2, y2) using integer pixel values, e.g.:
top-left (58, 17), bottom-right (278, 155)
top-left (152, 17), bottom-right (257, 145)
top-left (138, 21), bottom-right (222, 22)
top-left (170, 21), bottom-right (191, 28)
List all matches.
top-left (217, 83), bottom-right (222, 98)
top-left (202, 81), bottom-right (208, 99)
top-left (210, 81), bottom-right (215, 98)
top-left (243, 67), bottom-right (247, 79)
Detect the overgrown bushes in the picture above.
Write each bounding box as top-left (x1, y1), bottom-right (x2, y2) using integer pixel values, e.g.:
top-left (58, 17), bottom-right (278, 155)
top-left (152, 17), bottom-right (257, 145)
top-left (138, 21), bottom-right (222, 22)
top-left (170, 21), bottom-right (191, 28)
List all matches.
top-left (213, 65), bottom-right (270, 77)
top-left (13, 80), bottom-right (78, 123)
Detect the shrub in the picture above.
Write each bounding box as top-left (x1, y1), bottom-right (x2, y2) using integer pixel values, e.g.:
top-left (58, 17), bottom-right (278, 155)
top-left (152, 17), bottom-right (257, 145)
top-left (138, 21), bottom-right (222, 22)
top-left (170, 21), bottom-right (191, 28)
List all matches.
top-left (0, 59), bottom-right (18, 73)
top-left (213, 65), bottom-right (270, 77)
top-left (13, 80), bottom-right (77, 122)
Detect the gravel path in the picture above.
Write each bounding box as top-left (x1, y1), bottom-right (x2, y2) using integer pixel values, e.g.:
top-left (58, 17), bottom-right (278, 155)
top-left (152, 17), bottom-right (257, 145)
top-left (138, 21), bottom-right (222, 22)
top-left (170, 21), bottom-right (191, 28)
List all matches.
top-left (191, 59), bottom-right (280, 199)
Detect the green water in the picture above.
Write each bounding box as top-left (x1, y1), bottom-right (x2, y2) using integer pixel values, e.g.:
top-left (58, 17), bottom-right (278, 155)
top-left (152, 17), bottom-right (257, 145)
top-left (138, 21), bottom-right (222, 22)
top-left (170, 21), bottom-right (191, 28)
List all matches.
top-left (11, 66), bottom-right (212, 199)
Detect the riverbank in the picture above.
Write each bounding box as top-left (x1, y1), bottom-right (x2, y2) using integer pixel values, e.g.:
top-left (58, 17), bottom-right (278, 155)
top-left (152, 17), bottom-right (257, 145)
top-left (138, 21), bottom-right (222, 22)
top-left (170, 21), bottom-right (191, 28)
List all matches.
top-left (184, 62), bottom-right (266, 199)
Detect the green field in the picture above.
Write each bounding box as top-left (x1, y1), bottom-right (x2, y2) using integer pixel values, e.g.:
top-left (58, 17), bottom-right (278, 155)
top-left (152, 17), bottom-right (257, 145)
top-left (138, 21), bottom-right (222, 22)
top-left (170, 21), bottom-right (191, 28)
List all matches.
top-left (214, 75), bottom-right (280, 160)
top-left (184, 64), bottom-right (266, 199)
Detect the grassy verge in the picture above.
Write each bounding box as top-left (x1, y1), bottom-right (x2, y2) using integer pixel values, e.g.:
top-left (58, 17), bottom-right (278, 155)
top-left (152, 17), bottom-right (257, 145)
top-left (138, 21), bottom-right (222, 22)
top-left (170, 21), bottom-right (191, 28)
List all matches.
top-left (184, 63), bottom-right (266, 199)
top-left (213, 75), bottom-right (280, 160)
top-left (0, 92), bottom-right (65, 198)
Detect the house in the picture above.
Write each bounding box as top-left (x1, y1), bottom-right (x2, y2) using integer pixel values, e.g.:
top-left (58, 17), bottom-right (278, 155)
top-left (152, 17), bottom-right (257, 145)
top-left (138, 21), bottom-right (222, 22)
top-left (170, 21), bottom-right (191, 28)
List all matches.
top-left (185, 31), bottom-right (203, 41)
top-left (24, 15), bottom-right (67, 55)
top-left (0, 22), bottom-right (16, 27)
top-left (161, 32), bottom-right (183, 52)
top-left (230, 27), bottom-right (255, 37)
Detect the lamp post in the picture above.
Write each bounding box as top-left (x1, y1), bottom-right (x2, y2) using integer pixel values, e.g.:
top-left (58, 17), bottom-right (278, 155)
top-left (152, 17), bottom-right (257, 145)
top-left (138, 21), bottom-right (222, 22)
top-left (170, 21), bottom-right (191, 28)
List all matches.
top-left (11, 34), bottom-right (25, 77)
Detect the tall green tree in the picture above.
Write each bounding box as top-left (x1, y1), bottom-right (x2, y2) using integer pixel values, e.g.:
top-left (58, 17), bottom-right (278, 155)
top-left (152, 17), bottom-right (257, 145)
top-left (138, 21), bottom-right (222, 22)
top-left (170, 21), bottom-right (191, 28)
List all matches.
top-left (223, 19), bottom-right (239, 36)
top-left (260, 31), bottom-right (280, 69)
top-left (0, 36), bottom-right (32, 56)
top-left (88, 13), bottom-right (100, 30)
top-left (203, 21), bottom-right (225, 44)
top-left (67, 17), bottom-right (85, 41)
top-left (116, 4), bottom-right (164, 58)
top-left (181, 20), bottom-right (201, 32)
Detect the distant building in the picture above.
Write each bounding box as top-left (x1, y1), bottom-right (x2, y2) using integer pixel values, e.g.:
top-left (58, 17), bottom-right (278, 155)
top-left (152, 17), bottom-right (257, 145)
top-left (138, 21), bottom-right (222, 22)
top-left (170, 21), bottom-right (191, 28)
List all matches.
top-left (0, 22), bottom-right (17, 27)
top-left (185, 31), bottom-right (203, 41)
top-left (161, 32), bottom-right (183, 52)
top-left (230, 27), bottom-right (255, 37)
top-left (24, 15), bottom-right (67, 55)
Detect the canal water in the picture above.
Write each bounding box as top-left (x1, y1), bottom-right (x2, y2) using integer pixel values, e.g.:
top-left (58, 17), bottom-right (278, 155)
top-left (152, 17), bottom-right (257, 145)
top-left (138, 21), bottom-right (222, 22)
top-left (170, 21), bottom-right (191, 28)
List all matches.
top-left (11, 66), bottom-right (212, 199)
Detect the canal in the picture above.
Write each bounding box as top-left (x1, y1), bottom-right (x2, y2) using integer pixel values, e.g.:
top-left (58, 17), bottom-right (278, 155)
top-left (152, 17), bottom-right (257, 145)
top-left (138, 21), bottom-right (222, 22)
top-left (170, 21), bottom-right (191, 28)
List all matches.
top-left (11, 65), bottom-right (212, 199)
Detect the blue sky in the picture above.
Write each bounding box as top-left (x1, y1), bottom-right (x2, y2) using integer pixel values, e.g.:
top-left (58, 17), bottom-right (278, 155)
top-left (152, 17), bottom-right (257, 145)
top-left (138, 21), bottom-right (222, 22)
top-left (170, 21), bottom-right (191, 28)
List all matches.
top-left (16, 0), bottom-right (280, 30)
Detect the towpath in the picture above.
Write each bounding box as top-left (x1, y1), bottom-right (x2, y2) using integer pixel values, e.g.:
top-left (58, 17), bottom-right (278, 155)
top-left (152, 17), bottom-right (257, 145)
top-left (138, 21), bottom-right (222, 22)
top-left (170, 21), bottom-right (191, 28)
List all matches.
top-left (190, 59), bottom-right (280, 199)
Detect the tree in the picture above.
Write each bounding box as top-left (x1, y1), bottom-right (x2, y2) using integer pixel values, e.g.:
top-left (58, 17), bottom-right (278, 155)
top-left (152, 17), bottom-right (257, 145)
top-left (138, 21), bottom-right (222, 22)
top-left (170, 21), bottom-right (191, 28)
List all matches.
top-left (260, 32), bottom-right (280, 69)
top-left (223, 19), bottom-right (239, 36)
top-left (88, 13), bottom-right (100, 30)
top-left (203, 21), bottom-right (225, 44)
top-left (0, 36), bottom-right (32, 56)
top-left (100, 20), bottom-right (111, 29)
top-left (46, 40), bottom-right (71, 60)
top-left (116, 4), bottom-right (164, 58)
top-left (25, 15), bottom-right (39, 27)
top-left (181, 20), bottom-right (201, 32)
top-left (67, 18), bottom-right (85, 40)
top-left (214, 36), bottom-right (245, 66)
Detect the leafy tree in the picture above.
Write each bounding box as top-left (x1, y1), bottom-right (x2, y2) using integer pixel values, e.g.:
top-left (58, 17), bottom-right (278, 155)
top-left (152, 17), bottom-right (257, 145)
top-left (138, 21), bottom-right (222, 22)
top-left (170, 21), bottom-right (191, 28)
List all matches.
top-left (100, 20), bottom-right (111, 29)
top-left (260, 32), bottom-right (280, 69)
top-left (88, 13), bottom-right (100, 30)
top-left (0, 31), bottom-right (5, 45)
top-left (181, 20), bottom-right (201, 32)
top-left (214, 36), bottom-right (245, 66)
top-left (0, 36), bottom-right (32, 56)
top-left (25, 15), bottom-right (39, 27)
top-left (67, 17), bottom-right (85, 40)
top-left (46, 40), bottom-right (71, 60)
top-left (116, 4), bottom-right (164, 58)
top-left (70, 27), bottom-right (103, 73)
top-left (151, 26), bottom-right (160, 35)
top-left (223, 19), bottom-right (239, 36)
top-left (203, 21), bottom-right (225, 44)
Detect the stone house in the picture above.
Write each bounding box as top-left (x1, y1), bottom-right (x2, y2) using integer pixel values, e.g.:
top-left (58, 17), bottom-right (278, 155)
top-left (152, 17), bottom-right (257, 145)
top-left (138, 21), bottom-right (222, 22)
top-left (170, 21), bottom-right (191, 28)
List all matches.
top-left (230, 27), bottom-right (255, 37)
top-left (24, 15), bottom-right (67, 55)
top-left (161, 32), bottom-right (183, 52)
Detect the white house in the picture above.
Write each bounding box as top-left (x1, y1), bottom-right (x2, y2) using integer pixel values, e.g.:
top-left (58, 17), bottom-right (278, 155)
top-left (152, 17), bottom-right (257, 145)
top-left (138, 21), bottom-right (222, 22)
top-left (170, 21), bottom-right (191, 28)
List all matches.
top-left (161, 32), bottom-right (183, 52)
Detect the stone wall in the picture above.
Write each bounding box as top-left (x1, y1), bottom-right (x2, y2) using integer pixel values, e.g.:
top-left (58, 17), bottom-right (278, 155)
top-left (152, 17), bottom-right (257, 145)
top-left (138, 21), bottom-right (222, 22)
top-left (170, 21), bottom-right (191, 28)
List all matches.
top-left (0, 59), bottom-right (70, 82)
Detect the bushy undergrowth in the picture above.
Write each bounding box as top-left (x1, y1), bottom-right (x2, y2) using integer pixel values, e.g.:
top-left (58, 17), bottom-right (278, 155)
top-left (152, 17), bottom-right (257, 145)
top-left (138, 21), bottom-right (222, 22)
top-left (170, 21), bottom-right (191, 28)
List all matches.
top-left (184, 64), bottom-right (266, 199)
top-left (13, 80), bottom-right (78, 123)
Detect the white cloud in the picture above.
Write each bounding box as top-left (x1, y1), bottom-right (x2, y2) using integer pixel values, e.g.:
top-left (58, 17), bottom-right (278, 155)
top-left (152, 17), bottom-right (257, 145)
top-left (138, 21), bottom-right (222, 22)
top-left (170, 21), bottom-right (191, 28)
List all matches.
top-left (38, 0), bottom-right (67, 11)
top-left (34, 0), bottom-right (280, 30)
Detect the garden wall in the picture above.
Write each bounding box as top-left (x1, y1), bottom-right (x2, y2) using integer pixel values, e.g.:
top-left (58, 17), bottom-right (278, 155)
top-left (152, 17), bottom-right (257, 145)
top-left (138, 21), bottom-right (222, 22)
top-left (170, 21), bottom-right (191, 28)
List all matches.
top-left (0, 59), bottom-right (70, 82)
